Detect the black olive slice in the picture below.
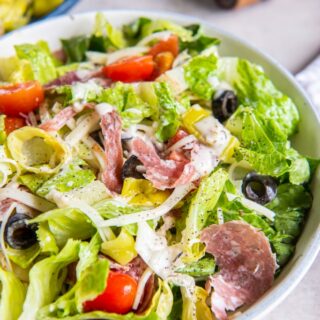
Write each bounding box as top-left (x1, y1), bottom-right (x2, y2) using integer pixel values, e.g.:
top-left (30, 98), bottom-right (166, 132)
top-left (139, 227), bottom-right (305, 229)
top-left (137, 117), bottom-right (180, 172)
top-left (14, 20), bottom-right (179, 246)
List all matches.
top-left (242, 172), bottom-right (277, 205)
top-left (5, 213), bottom-right (38, 250)
top-left (121, 155), bottom-right (145, 180)
top-left (212, 90), bottom-right (238, 122)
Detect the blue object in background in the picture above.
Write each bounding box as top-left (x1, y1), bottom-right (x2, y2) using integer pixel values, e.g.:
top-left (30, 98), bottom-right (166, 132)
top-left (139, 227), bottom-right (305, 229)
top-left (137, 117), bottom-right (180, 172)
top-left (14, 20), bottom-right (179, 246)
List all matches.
top-left (33, 0), bottom-right (79, 22)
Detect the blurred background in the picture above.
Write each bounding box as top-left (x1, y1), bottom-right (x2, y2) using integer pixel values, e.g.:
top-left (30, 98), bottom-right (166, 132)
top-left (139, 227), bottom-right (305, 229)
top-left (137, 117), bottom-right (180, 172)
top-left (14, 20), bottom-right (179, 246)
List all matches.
top-left (1, 0), bottom-right (319, 318)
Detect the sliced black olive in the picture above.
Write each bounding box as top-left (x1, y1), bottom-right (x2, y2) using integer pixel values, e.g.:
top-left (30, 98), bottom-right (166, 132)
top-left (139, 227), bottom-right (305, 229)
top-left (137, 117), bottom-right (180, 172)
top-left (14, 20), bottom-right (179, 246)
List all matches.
top-left (121, 155), bottom-right (145, 180)
top-left (212, 90), bottom-right (238, 122)
top-left (242, 172), bottom-right (277, 205)
top-left (4, 213), bottom-right (38, 250)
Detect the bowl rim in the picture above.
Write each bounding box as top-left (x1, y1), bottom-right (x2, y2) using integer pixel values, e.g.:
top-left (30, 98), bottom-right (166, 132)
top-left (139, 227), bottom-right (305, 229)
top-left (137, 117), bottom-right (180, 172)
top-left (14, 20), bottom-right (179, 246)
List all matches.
top-left (1, 9), bottom-right (320, 320)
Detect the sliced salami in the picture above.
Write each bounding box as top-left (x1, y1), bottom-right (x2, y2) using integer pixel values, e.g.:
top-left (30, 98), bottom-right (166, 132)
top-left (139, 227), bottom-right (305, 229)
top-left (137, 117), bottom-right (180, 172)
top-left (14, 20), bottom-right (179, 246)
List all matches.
top-left (100, 110), bottom-right (123, 193)
top-left (201, 221), bottom-right (277, 320)
top-left (131, 137), bottom-right (196, 190)
top-left (39, 107), bottom-right (76, 132)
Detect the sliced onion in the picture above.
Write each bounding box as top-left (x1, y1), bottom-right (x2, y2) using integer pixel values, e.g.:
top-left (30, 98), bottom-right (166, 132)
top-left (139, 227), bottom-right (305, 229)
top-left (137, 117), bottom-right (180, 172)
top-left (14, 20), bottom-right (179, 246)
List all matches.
top-left (165, 135), bottom-right (196, 154)
top-left (226, 192), bottom-right (275, 221)
top-left (65, 112), bottom-right (100, 146)
top-left (137, 31), bottom-right (172, 46)
top-left (0, 188), bottom-right (55, 212)
top-left (0, 202), bottom-right (16, 271)
top-left (132, 267), bottom-right (153, 310)
top-left (101, 183), bottom-right (194, 227)
top-left (48, 190), bottom-right (113, 242)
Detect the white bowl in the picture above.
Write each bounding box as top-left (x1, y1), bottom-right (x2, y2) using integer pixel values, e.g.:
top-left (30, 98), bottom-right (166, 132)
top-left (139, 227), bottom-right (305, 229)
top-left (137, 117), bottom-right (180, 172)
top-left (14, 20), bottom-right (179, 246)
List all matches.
top-left (1, 10), bottom-right (319, 320)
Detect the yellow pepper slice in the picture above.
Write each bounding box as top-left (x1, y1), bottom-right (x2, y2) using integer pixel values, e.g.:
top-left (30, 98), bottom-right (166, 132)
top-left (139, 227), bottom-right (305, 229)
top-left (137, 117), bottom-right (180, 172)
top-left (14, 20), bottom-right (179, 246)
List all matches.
top-left (121, 178), bottom-right (170, 206)
top-left (101, 228), bottom-right (137, 265)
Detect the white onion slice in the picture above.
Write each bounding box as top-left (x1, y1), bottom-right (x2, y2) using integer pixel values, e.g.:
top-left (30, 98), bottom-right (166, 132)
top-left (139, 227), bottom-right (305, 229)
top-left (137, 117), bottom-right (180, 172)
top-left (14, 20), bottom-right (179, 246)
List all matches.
top-left (65, 112), bottom-right (100, 146)
top-left (132, 267), bottom-right (153, 310)
top-left (165, 135), bottom-right (196, 154)
top-left (0, 188), bottom-right (55, 212)
top-left (101, 183), bottom-right (194, 227)
top-left (0, 202), bottom-right (16, 271)
top-left (226, 192), bottom-right (275, 221)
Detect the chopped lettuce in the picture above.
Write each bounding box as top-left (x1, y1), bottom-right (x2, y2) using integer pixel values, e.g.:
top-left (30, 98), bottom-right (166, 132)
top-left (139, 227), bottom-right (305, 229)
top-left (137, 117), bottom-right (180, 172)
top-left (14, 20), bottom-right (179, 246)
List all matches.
top-left (141, 19), bottom-right (194, 42)
top-left (7, 244), bottom-right (41, 269)
top-left (30, 208), bottom-right (96, 248)
top-left (37, 222), bottom-right (59, 255)
top-left (0, 267), bottom-right (26, 320)
top-left (184, 54), bottom-right (218, 100)
top-left (182, 168), bottom-right (228, 261)
top-left (14, 41), bottom-right (57, 84)
top-left (0, 56), bottom-right (34, 83)
top-left (91, 12), bottom-right (126, 51)
top-left (36, 159), bottom-right (95, 197)
top-left (154, 82), bottom-right (181, 141)
top-left (61, 36), bottom-right (90, 63)
top-left (176, 255), bottom-right (215, 277)
top-left (19, 239), bottom-right (80, 320)
top-left (123, 17), bottom-right (152, 44)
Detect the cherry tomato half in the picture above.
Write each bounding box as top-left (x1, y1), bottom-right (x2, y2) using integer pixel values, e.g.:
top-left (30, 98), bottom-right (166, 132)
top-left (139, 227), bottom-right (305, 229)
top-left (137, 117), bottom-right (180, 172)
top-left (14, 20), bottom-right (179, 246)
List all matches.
top-left (102, 55), bottom-right (154, 83)
top-left (4, 117), bottom-right (26, 134)
top-left (0, 81), bottom-right (44, 117)
top-left (149, 35), bottom-right (179, 58)
top-left (83, 271), bottom-right (138, 314)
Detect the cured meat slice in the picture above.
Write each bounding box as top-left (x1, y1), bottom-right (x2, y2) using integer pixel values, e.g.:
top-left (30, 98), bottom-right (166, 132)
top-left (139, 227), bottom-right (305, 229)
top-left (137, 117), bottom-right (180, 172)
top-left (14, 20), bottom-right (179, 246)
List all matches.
top-left (39, 107), bottom-right (76, 132)
top-left (201, 221), bottom-right (277, 320)
top-left (100, 110), bottom-right (123, 193)
top-left (131, 137), bottom-right (196, 189)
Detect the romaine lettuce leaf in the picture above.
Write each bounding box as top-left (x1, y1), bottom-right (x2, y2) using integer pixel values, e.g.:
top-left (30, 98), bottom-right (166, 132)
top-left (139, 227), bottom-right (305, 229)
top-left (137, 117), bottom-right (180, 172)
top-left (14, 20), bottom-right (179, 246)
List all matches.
top-left (184, 54), bottom-right (218, 100)
top-left (61, 36), bottom-right (90, 63)
top-left (0, 267), bottom-right (26, 320)
top-left (36, 159), bottom-right (95, 197)
top-left (90, 12), bottom-right (126, 51)
top-left (30, 208), bottom-right (96, 248)
top-left (0, 56), bottom-right (34, 83)
top-left (141, 19), bottom-right (194, 42)
top-left (182, 168), bottom-right (228, 261)
top-left (176, 255), bottom-right (215, 277)
top-left (19, 239), bottom-right (80, 320)
top-left (7, 244), bottom-right (41, 269)
top-left (15, 41), bottom-right (57, 84)
top-left (154, 82), bottom-right (181, 141)
top-left (123, 17), bottom-right (152, 44)
top-left (221, 57), bottom-right (299, 137)
top-left (37, 222), bottom-right (59, 255)
top-left (0, 115), bottom-right (6, 144)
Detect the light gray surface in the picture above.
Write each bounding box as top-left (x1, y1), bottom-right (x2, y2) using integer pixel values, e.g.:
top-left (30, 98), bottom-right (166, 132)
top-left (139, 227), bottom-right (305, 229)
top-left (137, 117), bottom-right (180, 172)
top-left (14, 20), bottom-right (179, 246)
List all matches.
top-left (68, 1), bottom-right (320, 319)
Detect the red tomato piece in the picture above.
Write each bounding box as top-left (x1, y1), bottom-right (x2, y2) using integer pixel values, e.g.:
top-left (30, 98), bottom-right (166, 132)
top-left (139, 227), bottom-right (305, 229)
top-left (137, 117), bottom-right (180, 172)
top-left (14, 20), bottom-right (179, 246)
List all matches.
top-left (167, 129), bottom-right (189, 147)
top-left (83, 271), bottom-right (138, 314)
top-left (4, 117), bottom-right (26, 134)
top-left (149, 35), bottom-right (179, 57)
top-left (0, 81), bottom-right (44, 117)
top-left (102, 56), bottom-right (154, 83)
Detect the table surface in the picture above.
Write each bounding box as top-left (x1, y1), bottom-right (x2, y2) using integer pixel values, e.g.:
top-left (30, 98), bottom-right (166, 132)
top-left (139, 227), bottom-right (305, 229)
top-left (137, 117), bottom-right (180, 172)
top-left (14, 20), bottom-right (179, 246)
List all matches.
top-left (70, 1), bottom-right (320, 319)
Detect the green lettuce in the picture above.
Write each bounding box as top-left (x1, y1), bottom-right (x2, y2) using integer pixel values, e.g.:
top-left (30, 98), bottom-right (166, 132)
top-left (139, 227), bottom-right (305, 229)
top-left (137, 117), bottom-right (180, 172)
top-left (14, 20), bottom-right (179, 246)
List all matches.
top-left (0, 267), bottom-right (26, 320)
top-left (36, 159), bottom-right (95, 197)
top-left (0, 115), bottom-right (6, 144)
top-left (182, 168), bottom-right (228, 261)
top-left (100, 82), bottom-right (153, 127)
top-left (123, 17), bottom-right (152, 44)
top-left (154, 82), bottom-right (181, 141)
top-left (91, 13), bottom-right (126, 50)
top-left (184, 54), bottom-right (218, 100)
top-left (37, 222), bottom-right (59, 255)
top-left (19, 239), bottom-right (80, 320)
top-left (233, 108), bottom-right (310, 184)
top-left (30, 208), bottom-right (96, 248)
top-left (141, 19), bottom-right (193, 42)
top-left (61, 36), bottom-right (90, 63)
top-left (221, 57), bottom-right (299, 137)
top-left (7, 244), bottom-right (41, 269)
top-left (0, 56), bottom-right (34, 83)
top-left (15, 40), bottom-right (57, 84)
top-left (176, 255), bottom-right (215, 277)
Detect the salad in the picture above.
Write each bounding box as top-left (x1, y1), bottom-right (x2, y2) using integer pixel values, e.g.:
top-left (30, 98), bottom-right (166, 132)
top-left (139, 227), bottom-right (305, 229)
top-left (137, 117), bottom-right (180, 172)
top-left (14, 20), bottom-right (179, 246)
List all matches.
top-left (0, 13), bottom-right (317, 320)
